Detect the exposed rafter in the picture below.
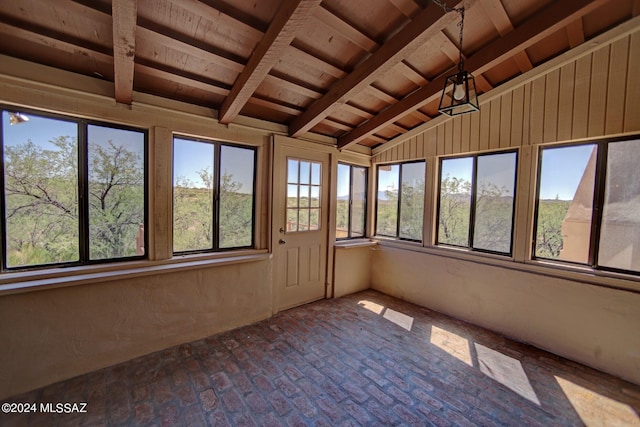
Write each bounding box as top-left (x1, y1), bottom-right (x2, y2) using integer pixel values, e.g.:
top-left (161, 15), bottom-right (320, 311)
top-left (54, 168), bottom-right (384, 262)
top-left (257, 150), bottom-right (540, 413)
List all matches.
top-left (337, 0), bottom-right (610, 150)
top-left (112, 0), bottom-right (137, 104)
top-left (288, 0), bottom-right (466, 138)
top-left (218, 0), bottom-right (321, 124)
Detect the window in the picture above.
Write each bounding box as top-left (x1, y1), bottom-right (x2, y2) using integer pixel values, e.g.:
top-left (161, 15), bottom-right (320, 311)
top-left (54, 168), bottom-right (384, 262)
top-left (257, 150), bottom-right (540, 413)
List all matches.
top-left (287, 158), bottom-right (321, 232)
top-left (173, 137), bottom-right (256, 253)
top-left (437, 151), bottom-right (517, 255)
top-left (336, 163), bottom-right (367, 239)
top-left (534, 138), bottom-right (640, 274)
top-left (375, 161), bottom-right (425, 241)
top-left (1, 109), bottom-right (147, 270)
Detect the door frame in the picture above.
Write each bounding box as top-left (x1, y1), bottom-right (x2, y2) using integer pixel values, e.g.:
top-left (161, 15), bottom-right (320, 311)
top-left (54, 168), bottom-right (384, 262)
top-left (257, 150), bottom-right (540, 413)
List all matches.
top-left (271, 134), bottom-right (338, 313)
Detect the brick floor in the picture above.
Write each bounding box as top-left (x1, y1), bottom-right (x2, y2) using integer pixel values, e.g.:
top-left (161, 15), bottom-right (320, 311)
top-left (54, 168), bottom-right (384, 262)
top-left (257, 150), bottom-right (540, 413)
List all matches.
top-left (3, 290), bottom-right (640, 426)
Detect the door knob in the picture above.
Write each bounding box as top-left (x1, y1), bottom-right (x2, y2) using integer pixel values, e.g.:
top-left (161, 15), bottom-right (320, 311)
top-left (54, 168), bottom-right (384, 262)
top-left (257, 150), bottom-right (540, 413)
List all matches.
top-left (279, 239), bottom-right (286, 245)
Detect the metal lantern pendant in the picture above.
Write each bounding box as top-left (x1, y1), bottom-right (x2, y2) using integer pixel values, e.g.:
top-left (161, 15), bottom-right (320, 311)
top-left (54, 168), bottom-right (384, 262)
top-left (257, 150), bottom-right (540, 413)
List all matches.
top-left (438, 70), bottom-right (478, 116)
top-left (437, 6), bottom-right (479, 116)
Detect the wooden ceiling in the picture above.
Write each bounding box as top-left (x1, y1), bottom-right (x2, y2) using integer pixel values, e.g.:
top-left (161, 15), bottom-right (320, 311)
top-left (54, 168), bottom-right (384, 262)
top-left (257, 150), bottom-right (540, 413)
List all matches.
top-left (0, 0), bottom-right (637, 149)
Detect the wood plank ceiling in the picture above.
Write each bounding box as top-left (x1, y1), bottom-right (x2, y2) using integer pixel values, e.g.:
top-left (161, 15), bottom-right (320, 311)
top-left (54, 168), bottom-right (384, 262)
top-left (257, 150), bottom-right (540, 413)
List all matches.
top-left (0, 0), bottom-right (638, 149)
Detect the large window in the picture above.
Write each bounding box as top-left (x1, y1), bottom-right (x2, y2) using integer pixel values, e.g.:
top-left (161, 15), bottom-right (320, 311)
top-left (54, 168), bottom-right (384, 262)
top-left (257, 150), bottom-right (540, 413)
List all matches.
top-left (375, 161), bottom-right (425, 241)
top-left (173, 137), bottom-right (256, 253)
top-left (534, 138), bottom-right (640, 274)
top-left (1, 109), bottom-right (147, 270)
top-left (437, 151), bottom-right (517, 255)
top-left (336, 163), bottom-right (367, 239)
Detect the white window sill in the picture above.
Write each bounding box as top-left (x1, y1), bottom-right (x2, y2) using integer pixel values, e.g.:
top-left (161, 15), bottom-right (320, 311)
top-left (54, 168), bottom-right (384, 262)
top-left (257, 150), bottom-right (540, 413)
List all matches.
top-left (0, 250), bottom-right (271, 296)
top-left (334, 239), bottom-right (377, 249)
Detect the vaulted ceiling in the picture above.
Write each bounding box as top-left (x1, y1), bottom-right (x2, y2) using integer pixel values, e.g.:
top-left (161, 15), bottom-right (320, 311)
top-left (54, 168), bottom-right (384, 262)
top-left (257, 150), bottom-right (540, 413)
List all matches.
top-left (0, 0), bottom-right (637, 149)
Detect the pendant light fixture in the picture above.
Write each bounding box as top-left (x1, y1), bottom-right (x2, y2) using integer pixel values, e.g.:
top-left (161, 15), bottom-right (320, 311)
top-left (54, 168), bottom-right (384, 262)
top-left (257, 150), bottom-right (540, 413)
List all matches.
top-left (437, 3), bottom-right (479, 116)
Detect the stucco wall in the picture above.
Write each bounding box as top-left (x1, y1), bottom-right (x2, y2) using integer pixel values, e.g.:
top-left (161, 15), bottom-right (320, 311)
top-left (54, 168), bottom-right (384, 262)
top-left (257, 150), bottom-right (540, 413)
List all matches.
top-left (0, 258), bottom-right (272, 400)
top-left (333, 244), bottom-right (372, 298)
top-left (370, 246), bottom-right (640, 386)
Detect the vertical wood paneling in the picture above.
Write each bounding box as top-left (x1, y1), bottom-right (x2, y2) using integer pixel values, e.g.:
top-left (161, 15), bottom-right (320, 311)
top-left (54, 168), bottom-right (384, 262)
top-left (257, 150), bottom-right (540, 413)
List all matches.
top-left (625, 32), bottom-right (640, 132)
top-left (489, 98), bottom-right (501, 149)
top-left (480, 104), bottom-right (490, 150)
top-left (573, 54), bottom-right (592, 139)
top-left (588, 46), bottom-right (610, 137)
top-left (410, 137), bottom-right (417, 159)
top-left (530, 76), bottom-right (545, 145)
top-left (470, 107), bottom-right (481, 152)
top-left (605, 36), bottom-right (629, 135)
top-left (444, 120), bottom-right (454, 154)
top-left (453, 116), bottom-right (462, 154)
top-left (403, 140), bottom-right (410, 159)
top-left (461, 113), bottom-right (471, 153)
top-left (511, 85), bottom-right (524, 147)
top-left (436, 124), bottom-right (445, 156)
top-left (557, 62), bottom-right (576, 141)
top-left (391, 145), bottom-right (399, 161)
top-left (417, 133), bottom-right (424, 158)
top-left (543, 68), bottom-right (560, 143)
top-left (522, 82), bottom-right (531, 145)
top-left (500, 92), bottom-right (512, 148)
top-left (426, 128), bottom-right (437, 157)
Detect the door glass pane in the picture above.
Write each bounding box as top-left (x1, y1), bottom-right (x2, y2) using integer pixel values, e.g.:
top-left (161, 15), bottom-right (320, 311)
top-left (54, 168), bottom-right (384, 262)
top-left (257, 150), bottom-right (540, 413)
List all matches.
top-left (287, 158), bottom-right (322, 232)
top-left (219, 145), bottom-right (254, 248)
top-left (399, 162), bottom-right (425, 241)
top-left (473, 152), bottom-right (517, 253)
top-left (173, 138), bottom-right (214, 252)
top-left (88, 125), bottom-right (145, 260)
top-left (376, 164), bottom-right (399, 236)
top-left (438, 157), bottom-right (472, 246)
top-left (300, 161), bottom-right (310, 184)
top-left (310, 209), bottom-right (320, 231)
top-left (598, 140), bottom-right (640, 272)
top-left (3, 112), bottom-right (80, 267)
top-left (535, 145), bottom-right (595, 263)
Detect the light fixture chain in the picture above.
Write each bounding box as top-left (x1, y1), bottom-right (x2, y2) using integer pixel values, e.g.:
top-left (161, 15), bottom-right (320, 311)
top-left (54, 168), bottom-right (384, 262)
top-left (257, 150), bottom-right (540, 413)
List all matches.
top-left (431, 1), bottom-right (466, 70)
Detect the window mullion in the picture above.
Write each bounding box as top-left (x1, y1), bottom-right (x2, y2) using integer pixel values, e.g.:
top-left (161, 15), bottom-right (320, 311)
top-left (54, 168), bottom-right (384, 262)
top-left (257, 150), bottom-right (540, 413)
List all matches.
top-left (78, 122), bottom-right (89, 262)
top-left (468, 156), bottom-right (477, 249)
top-left (590, 142), bottom-right (608, 268)
top-left (212, 143), bottom-right (221, 251)
top-left (347, 165), bottom-right (353, 239)
top-left (396, 164), bottom-right (403, 238)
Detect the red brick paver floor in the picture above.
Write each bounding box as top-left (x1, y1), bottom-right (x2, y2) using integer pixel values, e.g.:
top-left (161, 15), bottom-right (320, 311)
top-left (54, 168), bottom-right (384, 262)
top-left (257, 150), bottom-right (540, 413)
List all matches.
top-left (3, 290), bottom-right (640, 426)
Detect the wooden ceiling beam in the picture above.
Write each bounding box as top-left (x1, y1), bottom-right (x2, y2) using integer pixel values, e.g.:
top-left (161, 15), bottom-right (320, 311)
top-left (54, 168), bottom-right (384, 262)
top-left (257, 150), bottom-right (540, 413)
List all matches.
top-left (218, 0), bottom-right (321, 124)
top-left (313, 6), bottom-right (378, 52)
top-left (480, 0), bottom-right (532, 72)
top-left (566, 19), bottom-right (585, 48)
top-left (337, 0), bottom-right (609, 150)
top-left (288, 0), bottom-right (464, 138)
top-left (112, 0), bottom-right (137, 104)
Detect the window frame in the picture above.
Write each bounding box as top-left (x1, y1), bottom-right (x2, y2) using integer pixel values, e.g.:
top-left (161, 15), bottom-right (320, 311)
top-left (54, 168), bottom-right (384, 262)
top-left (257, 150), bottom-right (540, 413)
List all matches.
top-left (436, 149), bottom-right (518, 257)
top-left (336, 162), bottom-right (368, 240)
top-left (532, 136), bottom-right (639, 276)
top-left (172, 135), bottom-right (257, 255)
top-left (374, 160), bottom-right (426, 242)
top-left (0, 106), bottom-right (148, 271)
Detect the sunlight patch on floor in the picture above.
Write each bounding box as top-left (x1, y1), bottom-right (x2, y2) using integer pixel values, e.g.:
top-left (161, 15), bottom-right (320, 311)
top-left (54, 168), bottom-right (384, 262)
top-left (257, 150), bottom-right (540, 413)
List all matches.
top-left (555, 376), bottom-right (640, 426)
top-left (383, 308), bottom-right (414, 331)
top-left (357, 300), bottom-right (414, 331)
top-left (358, 300), bottom-right (385, 314)
top-left (430, 325), bottom-right (472, 366)
top-left (475, 343), bottom-right (540, 405)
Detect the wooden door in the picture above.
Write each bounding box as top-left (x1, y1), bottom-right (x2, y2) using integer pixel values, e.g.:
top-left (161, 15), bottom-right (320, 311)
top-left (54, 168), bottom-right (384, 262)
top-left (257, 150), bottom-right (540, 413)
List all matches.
top-left (273, 141), bottom-right (329, 311)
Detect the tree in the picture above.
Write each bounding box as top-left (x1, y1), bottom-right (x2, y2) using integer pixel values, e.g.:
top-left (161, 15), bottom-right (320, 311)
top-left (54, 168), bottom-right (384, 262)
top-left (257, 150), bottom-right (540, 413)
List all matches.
top-left (3, 136), bottom-right (144, 266)
top-left (535, 199), bottom-right (570, 258)
top-left (88, 140), bottom-right (144, 259)
top-left (438, 175), bottom-right (471, 246)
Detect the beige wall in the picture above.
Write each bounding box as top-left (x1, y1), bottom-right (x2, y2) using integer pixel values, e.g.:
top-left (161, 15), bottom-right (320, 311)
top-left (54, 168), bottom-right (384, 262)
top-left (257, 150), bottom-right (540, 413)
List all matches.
top-left (370, 246), bottom-right (640, 385)
top-left (367, 18), bottom-right (640, 386)
top-left (0, 258), bottom-right (272, 399)
top-left (333, 244), bottom-right (373, 298)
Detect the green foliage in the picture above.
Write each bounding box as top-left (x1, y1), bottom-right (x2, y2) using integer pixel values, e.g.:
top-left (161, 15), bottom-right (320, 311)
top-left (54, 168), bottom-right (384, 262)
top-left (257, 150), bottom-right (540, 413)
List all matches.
top-left (3, 136), bottom-right (144, 267)
top-left (376, 187), bottom-right (398, 236)
top-left (535, 199), bottom-right (570, 259)
top-left (399, 179), bottom-right (425, 240)
top-left (438, 176), bottom-right (471, 246)
top-left (473, 182), bottom-right (514, 253)
top-left (173, 170), bottom-right (253, 251)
